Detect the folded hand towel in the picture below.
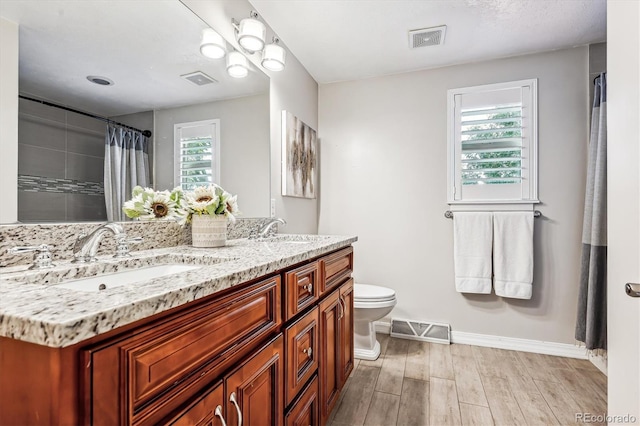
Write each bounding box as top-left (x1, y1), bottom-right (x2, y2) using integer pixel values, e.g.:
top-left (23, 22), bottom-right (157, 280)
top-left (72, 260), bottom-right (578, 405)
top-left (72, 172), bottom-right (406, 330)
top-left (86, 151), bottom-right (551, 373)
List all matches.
top-left (493, 212), bottom-right (534, 299)
top-left (453, 212), bottom-right (493, 294)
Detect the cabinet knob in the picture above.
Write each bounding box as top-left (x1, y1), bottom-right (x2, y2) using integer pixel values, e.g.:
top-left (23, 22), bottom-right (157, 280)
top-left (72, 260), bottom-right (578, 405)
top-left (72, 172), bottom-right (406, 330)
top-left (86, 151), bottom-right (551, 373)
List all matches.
top-left (303, 347), bottom-right (313, 358)
top-left (302, 283), bottom-right (313, 294)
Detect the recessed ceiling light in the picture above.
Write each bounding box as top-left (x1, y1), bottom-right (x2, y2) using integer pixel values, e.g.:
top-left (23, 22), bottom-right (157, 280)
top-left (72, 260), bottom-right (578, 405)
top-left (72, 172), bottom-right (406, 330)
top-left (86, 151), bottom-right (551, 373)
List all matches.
top-left (87, 75), bottom-right (114, 86)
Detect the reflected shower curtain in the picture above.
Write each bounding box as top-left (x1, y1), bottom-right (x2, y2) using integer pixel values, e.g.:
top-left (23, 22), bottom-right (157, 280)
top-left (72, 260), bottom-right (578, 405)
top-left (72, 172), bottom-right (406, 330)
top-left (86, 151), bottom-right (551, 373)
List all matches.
top-left (575, 73), bottom-right (607, 350)
top-left (104, 125), bottom-right (150, 221)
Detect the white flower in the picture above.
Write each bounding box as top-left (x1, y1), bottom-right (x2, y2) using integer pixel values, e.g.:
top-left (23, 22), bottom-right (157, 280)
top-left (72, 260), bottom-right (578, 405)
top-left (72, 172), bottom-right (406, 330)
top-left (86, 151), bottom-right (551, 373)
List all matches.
top-left (223, 192), bottom-right (239, 223)
top-left (185, 185), bottom-right (220, 215)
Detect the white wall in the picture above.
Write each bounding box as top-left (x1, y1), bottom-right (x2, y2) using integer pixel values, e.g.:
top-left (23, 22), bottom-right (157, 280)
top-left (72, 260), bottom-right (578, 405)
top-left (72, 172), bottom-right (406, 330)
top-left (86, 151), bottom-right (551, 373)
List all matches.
top-left (0, 18), bottom-right (18, 223)
top-left (183, 0), bottom-right (320, 233)
top-left (319, 47), bottom-right (589, 344)
top-left (154, 93), bottom-right (270, 218)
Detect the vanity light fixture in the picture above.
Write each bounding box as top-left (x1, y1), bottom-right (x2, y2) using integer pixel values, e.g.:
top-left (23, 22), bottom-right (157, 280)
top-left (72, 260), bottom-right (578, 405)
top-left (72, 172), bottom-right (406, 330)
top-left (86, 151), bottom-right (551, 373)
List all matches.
top-left (200, 28), bottom-right (226, 59)
top-left (261, 37), bottom-right (286, 72)
top-left (233, 11), bottom-right (266, 53)
top-left (226, 51), bottom-right (249, 78)
top-left (232, 11), bottom-right (286, 72)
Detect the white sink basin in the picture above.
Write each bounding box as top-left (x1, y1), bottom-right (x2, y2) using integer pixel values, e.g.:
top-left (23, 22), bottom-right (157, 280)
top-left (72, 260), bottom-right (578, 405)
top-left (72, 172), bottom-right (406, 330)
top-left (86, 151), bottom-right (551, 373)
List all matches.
top-left (55, 264), bottom-right (201, 292)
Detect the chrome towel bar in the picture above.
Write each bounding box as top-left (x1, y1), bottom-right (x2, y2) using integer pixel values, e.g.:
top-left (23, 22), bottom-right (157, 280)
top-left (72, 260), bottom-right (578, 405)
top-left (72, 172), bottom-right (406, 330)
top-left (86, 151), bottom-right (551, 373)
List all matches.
top-left (444, 210), bottom-right (542, 219)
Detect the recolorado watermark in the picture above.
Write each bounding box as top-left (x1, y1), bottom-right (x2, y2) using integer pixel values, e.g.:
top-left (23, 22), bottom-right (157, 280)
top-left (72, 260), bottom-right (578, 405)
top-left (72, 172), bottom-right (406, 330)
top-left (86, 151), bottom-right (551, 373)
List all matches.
top-left (576, 413), bottom-right (637, 423)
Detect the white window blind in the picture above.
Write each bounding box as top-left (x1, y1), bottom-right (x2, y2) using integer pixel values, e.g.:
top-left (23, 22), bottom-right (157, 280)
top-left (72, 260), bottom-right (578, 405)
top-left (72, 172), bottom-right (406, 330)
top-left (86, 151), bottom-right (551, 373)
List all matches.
top-left (174, 119), bottom-right (220, 191)
top-left (447, 79), bottom-right (538, 204)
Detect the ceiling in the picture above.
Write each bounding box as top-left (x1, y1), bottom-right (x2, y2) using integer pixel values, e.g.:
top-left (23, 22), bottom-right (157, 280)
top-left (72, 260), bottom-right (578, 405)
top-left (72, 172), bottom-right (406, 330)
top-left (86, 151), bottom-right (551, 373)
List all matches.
top-left (250, 0), bottom-right (607, 84)
top-left (0, 0), bottom-right (268, 117)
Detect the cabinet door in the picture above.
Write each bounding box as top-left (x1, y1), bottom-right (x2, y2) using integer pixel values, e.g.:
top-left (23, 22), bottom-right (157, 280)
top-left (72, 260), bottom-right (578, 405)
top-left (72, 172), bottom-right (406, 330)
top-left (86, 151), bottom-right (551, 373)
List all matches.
top-left (339, 279), bottom-right (354, 386)
top-left (285, 375), bottom-right (319, 426)
top-left (318, 290), bottom-right (341, 424)
top-left (285, 307), bottom-right (319, 405)
top-left (167, 381), bottom-right (226, 426)
top-left (225, 335), bottom-right (284, 426)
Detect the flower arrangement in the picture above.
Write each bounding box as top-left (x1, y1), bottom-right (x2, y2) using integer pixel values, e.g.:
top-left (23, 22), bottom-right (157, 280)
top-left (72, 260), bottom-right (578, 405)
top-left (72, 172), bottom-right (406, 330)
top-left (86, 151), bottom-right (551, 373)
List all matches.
top-left (123, 184), bottom-right (239, 224)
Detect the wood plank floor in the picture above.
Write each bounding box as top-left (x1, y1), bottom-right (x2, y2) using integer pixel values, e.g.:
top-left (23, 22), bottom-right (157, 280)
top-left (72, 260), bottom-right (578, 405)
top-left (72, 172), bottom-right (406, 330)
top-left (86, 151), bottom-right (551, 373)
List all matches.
top-left (328, 335), bottom-right (607, 426)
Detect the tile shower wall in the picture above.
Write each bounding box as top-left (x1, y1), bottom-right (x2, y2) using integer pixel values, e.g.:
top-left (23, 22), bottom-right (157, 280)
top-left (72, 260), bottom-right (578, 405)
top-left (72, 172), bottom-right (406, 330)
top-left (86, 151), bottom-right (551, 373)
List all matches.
top-left (17, 98), bottom-right (107, 222)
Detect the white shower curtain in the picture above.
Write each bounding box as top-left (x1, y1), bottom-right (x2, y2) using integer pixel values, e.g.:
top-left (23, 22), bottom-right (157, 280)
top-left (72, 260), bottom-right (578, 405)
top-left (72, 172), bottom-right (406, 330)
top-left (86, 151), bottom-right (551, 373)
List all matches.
top-left (104, 125), bottom-right (150, 221)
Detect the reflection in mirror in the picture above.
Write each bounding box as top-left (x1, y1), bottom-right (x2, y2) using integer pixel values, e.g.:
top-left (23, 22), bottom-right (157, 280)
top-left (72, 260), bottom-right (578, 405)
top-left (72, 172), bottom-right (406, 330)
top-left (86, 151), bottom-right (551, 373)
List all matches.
top-left (0, 0), bottom-right (270, 223)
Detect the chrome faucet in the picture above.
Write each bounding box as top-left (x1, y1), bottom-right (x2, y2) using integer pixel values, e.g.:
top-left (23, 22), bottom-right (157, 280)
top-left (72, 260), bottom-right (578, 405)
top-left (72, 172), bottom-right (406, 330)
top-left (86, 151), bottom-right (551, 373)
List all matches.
top-left (73, 222), bottom-right (126, 263)
top-left (256, 218), bottom-right (286, 238)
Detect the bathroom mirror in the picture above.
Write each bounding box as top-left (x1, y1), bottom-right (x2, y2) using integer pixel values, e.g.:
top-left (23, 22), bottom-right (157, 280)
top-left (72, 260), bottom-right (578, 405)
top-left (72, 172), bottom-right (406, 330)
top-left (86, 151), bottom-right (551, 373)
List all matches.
top-left (0, 0), bottom-right (270, 223)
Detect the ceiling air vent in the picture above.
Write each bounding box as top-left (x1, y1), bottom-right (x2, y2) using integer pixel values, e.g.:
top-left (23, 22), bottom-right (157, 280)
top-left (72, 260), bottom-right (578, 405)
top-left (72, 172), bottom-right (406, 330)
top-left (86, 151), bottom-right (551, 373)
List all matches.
top-left (409, 25), bottom-right (447, 49)
top-left (181, 71), bottom-right (218, 86)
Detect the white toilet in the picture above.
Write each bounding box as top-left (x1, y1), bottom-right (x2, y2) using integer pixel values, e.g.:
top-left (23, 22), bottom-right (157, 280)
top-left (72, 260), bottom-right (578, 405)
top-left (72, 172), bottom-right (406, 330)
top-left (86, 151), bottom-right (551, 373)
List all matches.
top-left (353, 283), bottom-right (397, 361)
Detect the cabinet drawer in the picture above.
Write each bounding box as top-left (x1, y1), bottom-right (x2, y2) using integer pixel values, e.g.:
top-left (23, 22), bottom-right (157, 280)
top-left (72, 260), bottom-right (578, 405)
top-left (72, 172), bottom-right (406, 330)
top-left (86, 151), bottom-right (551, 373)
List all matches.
top-left (284, 307), bottom-right (319, 405)
top-left (285, 375), bottom-right (319, 426)
top-left (319, 247), bottom-right (353, 296)
top-left (285, 261), bottom-right (319, 320)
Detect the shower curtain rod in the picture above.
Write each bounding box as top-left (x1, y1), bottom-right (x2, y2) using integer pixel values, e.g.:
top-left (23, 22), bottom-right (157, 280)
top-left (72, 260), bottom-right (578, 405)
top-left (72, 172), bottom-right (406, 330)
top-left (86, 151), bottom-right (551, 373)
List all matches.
top-left (19, 95), bottom-right (152, 138)
top-left (444, 210), bottom-right (542, 219)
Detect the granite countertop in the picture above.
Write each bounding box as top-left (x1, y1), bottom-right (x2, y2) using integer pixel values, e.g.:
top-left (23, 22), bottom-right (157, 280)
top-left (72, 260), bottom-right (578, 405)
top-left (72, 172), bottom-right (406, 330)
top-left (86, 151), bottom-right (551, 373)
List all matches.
top-left (0, 234), bottom-right (357, 348)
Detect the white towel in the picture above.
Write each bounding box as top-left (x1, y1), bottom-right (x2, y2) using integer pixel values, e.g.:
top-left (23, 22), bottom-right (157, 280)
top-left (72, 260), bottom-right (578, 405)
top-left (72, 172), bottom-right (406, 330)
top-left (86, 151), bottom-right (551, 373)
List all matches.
top-left (493, 212), bottom-right (534, 299)
top-left (453, 212), bottom-right (493, 294)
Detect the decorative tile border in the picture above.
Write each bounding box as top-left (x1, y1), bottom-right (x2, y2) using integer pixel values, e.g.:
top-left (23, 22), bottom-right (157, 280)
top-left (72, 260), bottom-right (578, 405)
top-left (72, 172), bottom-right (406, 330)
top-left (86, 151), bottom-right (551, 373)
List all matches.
top-left (18, 175), bottom-right (104, 195)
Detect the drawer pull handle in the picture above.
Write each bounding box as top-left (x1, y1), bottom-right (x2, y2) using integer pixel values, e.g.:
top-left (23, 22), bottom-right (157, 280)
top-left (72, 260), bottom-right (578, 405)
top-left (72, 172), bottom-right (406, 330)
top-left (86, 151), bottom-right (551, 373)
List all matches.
top-left (214, 405), bottom-right (227, 426)
top-left (230, 392), bottom-right (242, 426)
top-left (302, 283), bottom-right (313, 294)
top-left (303, 347), bottom-right (313, 358)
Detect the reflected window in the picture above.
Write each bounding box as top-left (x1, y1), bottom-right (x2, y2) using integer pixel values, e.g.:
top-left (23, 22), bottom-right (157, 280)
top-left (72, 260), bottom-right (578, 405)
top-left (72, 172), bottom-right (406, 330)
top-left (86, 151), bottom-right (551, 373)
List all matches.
top-left (174, 119), bottom-right (220, 190)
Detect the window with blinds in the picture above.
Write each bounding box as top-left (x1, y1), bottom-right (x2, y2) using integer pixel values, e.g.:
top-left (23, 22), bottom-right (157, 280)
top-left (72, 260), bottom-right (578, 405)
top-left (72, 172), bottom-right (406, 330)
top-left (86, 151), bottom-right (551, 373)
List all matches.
top-left (447, 79), bottom-right (538, 203)
top-left (174, 119), bottom-right (220, 191)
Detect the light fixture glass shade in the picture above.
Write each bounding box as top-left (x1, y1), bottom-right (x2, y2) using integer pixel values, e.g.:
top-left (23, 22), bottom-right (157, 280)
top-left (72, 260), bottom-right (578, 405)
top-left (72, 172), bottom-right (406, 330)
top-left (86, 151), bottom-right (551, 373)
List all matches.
top-left (200, 28), bottom-right (226, 59)
top-left (237, 18), bottom-right (266, 52)
top-left (261, 42), bottom-right (286, 71)
top-left (226, 51), bottom-right (249, 78)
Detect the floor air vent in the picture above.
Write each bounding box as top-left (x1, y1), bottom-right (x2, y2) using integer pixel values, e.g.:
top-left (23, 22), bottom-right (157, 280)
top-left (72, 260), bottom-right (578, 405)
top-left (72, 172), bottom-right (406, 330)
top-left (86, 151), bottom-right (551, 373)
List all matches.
top-left (390, 318), bottom-right (451, 344)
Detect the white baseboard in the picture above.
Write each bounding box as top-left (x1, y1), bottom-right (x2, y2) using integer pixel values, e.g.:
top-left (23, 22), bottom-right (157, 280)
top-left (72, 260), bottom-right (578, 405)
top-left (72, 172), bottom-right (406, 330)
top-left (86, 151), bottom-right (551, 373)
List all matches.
top-left (374, 321), bottom-right (391, 334)
top-left (588, 352), bottom-right (608, 376)
top-left (374, 321), bottom-right (588, 359)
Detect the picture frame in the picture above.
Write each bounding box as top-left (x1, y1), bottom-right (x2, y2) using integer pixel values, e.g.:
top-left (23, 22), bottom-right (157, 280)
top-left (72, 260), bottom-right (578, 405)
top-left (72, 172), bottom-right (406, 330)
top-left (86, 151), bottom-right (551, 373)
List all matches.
top-left (281, 110), bottom-right (317, 199)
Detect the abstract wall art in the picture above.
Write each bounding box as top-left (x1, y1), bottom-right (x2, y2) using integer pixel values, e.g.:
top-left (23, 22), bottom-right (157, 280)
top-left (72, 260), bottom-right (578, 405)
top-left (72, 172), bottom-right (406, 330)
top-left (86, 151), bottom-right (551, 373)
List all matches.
top-left (281, 110), bottom-right (317, 198)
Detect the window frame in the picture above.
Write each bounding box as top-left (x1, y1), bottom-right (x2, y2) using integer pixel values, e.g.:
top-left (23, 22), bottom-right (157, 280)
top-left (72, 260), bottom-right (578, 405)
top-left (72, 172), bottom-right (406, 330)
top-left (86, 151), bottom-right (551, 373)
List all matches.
top-left (173, 118), bottom-right (221, 191)
top-left (446, 79), bottom-right (539, 205)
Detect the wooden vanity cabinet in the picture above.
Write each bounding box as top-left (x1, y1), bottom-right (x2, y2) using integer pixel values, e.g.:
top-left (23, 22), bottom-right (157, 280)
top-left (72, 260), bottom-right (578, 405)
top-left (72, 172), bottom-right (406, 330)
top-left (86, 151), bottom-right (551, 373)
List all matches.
top-left (0, 244), bottom-right (354, 426)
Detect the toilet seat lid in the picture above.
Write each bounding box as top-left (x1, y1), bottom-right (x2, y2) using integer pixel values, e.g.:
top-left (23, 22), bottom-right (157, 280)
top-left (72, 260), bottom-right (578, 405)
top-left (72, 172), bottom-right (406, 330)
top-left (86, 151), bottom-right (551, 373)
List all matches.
top-left (354, 283), bottom-right (396, 302)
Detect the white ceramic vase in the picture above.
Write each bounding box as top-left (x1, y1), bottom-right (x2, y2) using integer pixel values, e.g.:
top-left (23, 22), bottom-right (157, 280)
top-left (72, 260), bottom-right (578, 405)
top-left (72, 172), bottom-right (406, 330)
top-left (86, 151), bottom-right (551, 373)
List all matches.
top-left (191, 214), bottom-right (227, 248)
